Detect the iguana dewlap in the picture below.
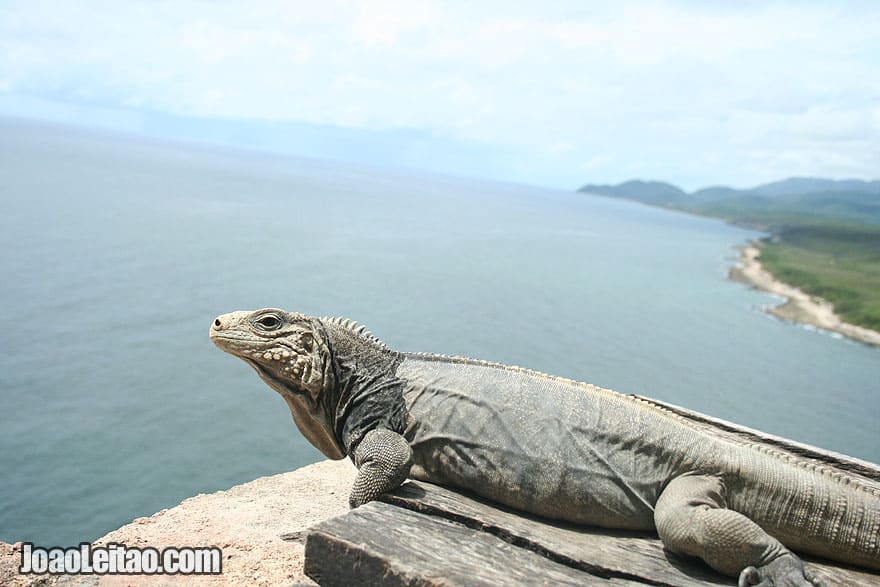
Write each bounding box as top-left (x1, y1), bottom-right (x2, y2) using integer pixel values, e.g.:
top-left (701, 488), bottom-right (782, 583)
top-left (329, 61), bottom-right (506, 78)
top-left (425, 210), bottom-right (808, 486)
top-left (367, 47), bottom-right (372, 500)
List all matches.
top-left (210, 309), bottom-right (880, 586)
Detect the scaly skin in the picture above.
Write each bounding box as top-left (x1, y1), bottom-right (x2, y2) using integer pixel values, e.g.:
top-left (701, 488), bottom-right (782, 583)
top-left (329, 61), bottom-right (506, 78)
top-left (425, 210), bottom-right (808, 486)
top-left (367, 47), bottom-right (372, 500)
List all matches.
top-left (210, 309), bottom-right (880, 585)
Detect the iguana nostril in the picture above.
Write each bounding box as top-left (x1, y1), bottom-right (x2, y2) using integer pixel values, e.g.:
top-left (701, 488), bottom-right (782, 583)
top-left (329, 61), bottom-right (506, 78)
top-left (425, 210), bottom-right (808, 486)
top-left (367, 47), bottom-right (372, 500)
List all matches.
top-left (214, 318), bottom-right (222, 328)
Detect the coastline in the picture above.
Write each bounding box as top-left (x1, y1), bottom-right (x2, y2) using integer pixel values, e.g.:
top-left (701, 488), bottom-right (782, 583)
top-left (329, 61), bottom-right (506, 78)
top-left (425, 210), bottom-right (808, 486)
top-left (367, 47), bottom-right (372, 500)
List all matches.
top-left (730, 243), bottom-right (880, 348)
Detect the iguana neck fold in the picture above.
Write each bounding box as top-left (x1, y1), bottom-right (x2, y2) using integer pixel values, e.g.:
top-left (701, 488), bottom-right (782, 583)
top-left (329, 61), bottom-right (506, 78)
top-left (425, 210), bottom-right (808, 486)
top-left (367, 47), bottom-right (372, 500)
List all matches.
top-left (317, 320), bottom-right (408, 456)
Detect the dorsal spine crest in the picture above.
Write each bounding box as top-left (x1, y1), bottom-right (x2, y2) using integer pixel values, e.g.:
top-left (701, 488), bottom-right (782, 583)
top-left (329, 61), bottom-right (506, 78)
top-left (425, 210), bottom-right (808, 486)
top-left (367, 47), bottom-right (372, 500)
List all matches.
top-left (321, 316), bottom-right (388, 349)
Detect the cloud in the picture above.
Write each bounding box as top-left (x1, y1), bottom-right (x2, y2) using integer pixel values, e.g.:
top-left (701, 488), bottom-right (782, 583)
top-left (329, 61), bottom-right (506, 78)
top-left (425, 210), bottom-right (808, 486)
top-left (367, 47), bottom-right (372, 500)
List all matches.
top-left (0, 0), bottom-right (878, 188)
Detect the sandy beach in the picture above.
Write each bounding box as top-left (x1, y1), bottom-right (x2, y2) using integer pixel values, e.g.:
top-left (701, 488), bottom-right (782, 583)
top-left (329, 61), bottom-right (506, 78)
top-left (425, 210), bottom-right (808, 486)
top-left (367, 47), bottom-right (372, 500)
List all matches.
top-left (730, 244), bottom-right (880, 348)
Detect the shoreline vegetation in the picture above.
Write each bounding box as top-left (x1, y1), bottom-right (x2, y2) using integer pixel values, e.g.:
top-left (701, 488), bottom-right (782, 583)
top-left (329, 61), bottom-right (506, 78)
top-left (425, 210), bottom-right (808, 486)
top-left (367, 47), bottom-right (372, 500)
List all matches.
top-left (730, 243), bottom-right (880, 347)
top-left (577, 177), bottom-right (880, 348)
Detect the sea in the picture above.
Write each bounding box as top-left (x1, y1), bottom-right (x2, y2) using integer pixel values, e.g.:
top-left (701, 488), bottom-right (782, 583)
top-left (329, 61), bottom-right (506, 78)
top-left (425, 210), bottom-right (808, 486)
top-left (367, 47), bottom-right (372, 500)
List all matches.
top-left (1, 119), bottom-right (877, 546)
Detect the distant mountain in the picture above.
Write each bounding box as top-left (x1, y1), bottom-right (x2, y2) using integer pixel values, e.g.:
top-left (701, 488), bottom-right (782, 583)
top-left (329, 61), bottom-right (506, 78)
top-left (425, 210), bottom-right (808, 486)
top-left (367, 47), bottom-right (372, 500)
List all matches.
top-left (690, 186), bottom-right (747, 201)
top-left (577, 177), bottom-right (880, 227)
top-left (577, 180), bottom-right (686, 206)
top-left (751, 177), bottom-right (880, 197)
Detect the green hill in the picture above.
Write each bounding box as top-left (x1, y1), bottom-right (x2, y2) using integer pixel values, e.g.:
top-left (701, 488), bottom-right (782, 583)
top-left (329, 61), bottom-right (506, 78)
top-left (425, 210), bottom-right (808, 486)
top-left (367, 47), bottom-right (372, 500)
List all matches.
top-left (750, 177), bottom-right (880, 197)
top-left (577, 180), bottom-right (686, 206)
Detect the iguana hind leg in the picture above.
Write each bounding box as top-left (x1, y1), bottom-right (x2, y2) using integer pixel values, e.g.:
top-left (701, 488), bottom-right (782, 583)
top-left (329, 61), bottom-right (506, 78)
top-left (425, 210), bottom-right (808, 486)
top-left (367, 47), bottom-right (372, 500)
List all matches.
top-left (655, 474), bottom-right (825, 586)
top-left (349, 427), bottom-right (413, 508)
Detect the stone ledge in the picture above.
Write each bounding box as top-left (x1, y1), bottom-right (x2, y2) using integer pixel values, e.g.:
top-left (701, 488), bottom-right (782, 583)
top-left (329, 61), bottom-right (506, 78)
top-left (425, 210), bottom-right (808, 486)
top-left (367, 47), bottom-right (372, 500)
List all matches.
top-left (1, 459), bottom-right (357, 586)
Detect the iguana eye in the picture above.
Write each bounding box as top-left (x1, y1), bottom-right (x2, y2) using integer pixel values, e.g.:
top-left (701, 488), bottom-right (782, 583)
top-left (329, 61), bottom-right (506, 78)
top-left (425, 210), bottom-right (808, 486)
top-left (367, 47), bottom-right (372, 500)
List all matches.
top-left (255, 314), bottom-right (281, 330)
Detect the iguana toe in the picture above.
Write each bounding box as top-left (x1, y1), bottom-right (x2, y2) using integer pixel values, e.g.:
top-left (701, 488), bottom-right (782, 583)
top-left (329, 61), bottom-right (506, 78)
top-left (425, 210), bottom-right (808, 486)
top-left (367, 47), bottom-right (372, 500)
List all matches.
top-left (738, 554), bottom-right (826, 587)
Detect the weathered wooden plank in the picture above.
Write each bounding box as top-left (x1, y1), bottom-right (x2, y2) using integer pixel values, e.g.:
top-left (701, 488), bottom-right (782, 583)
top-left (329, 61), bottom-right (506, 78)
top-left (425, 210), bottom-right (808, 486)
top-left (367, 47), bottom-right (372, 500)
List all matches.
top-left (304, 478), bottom-right (880, 586)
top-left (305, 501), bottom-right (643, 586)
top-left (380, 481), bottom-right (730, 587)
top-left (379, 481), bottom-right (880, 587)
top-left (804, 555), bottom-right (880, 587)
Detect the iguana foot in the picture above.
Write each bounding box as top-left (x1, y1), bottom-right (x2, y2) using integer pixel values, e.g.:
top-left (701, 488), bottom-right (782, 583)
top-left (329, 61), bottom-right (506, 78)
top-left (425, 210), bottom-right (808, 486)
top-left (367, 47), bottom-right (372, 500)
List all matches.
top-left (348, 428), bottom-right (412, 508)
top-left (738, 554), bottom-right (826, 587)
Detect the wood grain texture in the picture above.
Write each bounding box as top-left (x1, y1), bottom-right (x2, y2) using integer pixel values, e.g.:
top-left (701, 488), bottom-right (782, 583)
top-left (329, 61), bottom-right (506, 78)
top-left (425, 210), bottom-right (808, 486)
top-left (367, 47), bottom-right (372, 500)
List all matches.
top-left (381, 481), bottom-right (727, 586)
top-left (305, 501), bottom-right (641, 586)
top-left (305, 481), bottom-right (880, 586)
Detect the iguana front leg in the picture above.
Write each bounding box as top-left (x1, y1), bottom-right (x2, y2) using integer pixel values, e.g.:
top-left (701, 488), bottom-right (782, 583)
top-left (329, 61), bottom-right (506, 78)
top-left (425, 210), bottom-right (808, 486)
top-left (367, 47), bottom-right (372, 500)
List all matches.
top-left (655, 474), bottom-right (825, 587)
top-left (349, 427), bottom-right (413, 508)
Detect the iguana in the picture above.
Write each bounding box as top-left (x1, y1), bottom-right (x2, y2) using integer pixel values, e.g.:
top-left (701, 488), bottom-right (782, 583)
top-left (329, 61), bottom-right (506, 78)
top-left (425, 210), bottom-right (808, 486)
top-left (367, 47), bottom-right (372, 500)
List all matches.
top-left (210, 308), bottom-right (880, 586)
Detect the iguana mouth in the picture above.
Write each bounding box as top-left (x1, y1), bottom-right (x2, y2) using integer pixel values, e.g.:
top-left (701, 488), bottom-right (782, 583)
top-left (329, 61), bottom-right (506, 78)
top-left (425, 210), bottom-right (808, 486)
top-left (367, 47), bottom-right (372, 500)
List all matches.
top-left (212, 334), bottom-right (301, 366)
top-left (210, 332), bottom-right (268, 351)
top-left (210, 333), bottom-right (252, 343)
top-left (210, 319), bottom-right (316, 395)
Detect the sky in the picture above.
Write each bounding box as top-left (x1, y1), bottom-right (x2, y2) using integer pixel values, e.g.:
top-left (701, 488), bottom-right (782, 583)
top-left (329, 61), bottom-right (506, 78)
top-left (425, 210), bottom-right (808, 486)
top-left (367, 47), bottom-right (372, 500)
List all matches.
top-left (1, 0), bottom-right (878, 190)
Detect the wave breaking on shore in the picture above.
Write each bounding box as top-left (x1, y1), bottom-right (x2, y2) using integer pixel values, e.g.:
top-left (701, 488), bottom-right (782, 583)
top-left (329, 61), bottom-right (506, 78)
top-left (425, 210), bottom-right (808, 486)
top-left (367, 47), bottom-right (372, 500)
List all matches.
top-left (730, 244), bottom-right (880, 348)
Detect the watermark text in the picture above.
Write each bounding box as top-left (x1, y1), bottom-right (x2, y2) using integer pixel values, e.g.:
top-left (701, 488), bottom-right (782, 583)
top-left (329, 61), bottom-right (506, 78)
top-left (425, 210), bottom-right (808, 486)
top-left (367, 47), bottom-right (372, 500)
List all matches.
top-left (19, 543), bottom-right (222, 575)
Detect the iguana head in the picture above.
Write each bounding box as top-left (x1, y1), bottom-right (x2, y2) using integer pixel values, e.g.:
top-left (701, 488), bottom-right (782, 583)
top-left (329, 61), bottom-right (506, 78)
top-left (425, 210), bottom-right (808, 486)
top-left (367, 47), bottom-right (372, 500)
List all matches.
top-left (210, 308), bottom-right (346, 459)
top-left (210, 308), bottom-right (398, 460)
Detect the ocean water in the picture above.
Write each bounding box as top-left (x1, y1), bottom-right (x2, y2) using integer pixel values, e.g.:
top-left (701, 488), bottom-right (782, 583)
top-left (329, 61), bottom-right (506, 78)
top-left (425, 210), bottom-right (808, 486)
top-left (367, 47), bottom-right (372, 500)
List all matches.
top-left (1, 119), bottom-right (877, 546)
